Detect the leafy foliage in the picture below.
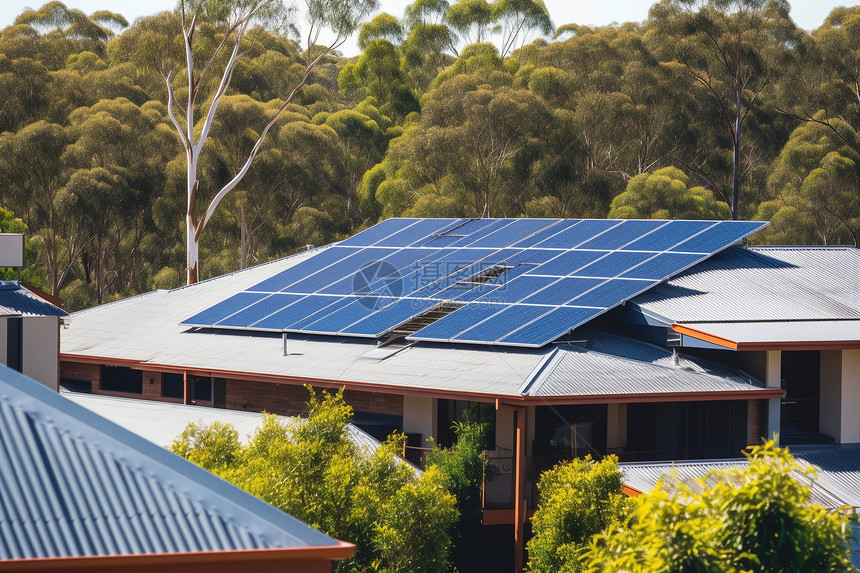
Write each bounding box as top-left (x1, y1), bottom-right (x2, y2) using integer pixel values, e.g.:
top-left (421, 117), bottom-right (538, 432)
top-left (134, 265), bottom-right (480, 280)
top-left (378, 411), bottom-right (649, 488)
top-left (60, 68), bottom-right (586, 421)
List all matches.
top-left (1, 1), bottom-right (859, 309)
top-left (170, 388), bottom-right (458, 573)
top-left (526, 455), bottom-right (633, 573)
top-left (585, 442), bottom-right (856, 573)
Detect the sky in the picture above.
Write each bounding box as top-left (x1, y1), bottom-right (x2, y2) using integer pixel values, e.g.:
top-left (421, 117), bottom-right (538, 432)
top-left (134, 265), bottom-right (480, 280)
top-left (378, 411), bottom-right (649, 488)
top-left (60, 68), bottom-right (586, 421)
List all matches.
top-left (0, 1), bottom-right (855, 56)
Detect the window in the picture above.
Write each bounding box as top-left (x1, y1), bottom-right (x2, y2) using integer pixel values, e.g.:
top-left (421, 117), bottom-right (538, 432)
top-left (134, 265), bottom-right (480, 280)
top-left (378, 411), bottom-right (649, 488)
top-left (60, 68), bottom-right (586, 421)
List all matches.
top-left (6, 317), bottom-right (22, 372)
top-left (436, 399), bottom-right (495, 449)
top-left (100, 365), bottom-right (142, 394)
top-left (162, 373), bottom-right (184, 399)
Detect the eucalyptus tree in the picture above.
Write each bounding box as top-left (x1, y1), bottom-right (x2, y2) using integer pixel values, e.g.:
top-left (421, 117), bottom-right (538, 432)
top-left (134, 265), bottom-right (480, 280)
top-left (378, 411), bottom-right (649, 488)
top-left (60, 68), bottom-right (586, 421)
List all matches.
top-left (163, 0), bottom-right (377, 284)
top-left (0, 121), bottom-right (72, 296)
top-left (357, 12), bottom-right (404, 48)
top-left (445, 0), bottom-right (495, 46)
top-left (494, 0), bottom-right (553, 58)
top-left (777, 7), bottom-right (860, 159)
top-left (648, 0), bottom-right (798, 220)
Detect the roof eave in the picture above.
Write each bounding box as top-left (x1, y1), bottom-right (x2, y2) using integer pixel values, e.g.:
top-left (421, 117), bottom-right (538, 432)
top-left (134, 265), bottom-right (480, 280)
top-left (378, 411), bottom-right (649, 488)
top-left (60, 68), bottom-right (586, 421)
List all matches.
top-left (0, 542), bottom-right (356, 571)
top-left (671, 323), bottom-right (860, 351)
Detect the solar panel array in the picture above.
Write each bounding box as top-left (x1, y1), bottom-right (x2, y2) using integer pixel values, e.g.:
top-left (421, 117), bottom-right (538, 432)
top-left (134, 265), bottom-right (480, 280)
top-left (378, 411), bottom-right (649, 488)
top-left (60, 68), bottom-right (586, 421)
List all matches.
top-left (183, 218), bottom-right (768, 347)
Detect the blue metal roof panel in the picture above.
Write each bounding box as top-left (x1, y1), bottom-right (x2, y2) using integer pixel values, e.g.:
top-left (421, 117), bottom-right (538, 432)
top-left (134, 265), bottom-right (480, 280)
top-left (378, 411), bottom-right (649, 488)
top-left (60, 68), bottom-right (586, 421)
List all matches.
top-left (0, 282), bottom-right (67, 317)
top-left (0, 364), bottom-right (340, 560)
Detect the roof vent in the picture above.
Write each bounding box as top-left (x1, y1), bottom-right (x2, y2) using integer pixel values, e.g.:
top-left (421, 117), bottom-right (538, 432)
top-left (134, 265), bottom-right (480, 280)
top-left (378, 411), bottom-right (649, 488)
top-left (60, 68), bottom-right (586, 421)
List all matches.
top-left (383, 302), bottom-right (464, 341)
top-left (456, 265), bottom-right (513, 286)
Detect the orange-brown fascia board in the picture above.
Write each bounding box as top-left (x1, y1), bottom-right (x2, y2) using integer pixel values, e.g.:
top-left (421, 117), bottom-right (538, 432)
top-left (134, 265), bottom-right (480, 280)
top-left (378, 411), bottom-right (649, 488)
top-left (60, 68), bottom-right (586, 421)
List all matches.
top-left (0, 541), bottom-right (356, 572)
top-left (671, 323), bottom-right (860, 351)
top-left (61, 355), bottom-right (784, 404)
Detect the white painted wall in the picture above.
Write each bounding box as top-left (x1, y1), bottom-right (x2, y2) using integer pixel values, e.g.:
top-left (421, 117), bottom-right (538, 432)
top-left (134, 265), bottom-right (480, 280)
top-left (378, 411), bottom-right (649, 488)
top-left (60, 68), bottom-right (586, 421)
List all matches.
top-left (820, 350), bottom-right (843, 443)
top-left (495, 409), bottom-right (514, 453)
top-left (402, 395), bottom-right (435, 446)
top-left (607, 403), bottom-right (627, 450)
top-left (22, 316), bottom-right (59, 390)
top-left (816, 349), bottom-right (860, 444)
top-left (840, 350), bottom-right (860, 443)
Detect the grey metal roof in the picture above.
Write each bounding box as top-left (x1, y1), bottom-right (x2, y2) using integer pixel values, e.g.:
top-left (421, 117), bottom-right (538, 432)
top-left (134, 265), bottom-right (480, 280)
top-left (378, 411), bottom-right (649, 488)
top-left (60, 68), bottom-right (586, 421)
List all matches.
top-left (620, 447), bottom-right (860, 510)
top-left (0, 281), bottom-right (67, 318)
top-left (61, 249), bottom-right (547, 398)
top-left (522, 340), bottom-right (763, 398)
top-left (61, 390), bottom-right (415, 469)
top-left (632, 246), bottom-right (860, 323)
top-left (59, 249), bottom-right (779, 401)
top-left (0, 363), bottom-right (342, 560)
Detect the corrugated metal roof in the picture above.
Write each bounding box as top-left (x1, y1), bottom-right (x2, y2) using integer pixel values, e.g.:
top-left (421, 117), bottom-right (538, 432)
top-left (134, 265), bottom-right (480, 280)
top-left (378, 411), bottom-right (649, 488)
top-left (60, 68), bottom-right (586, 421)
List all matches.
top-left (61, 390), bottom-right (416, 470)
top-left (522, 344), bottom-right (764, 397)
top-left (61, 250), bottom-right (547, 398)
top-left (61, 250), bottom-right (773, 401)
top-left (0, 363), bottom-right (342, 560)
top-left (0, 281), bottom-right (67, 317)
top-left (632, 246), bottom-right (860, 323)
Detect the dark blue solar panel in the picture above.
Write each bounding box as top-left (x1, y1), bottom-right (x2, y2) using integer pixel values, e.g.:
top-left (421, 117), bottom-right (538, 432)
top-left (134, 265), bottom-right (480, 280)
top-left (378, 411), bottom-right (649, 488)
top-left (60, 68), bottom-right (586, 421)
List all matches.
top-left (499, 306), bottom-right (600, 346)
top-left (423, 219), bottom-right (499, 248)
top-left (568, 278), bottom-right (656, 308)
top-left (572, 251), bottom-right (656, 278)
top-left (186, 217), bottom-right (769, 347)
top-left (503, 249), bottom-right (560, 266)
top-left (533, 219), bottom-right (621, 249)
top-left (514, 219), bottom-right (580, 247)
top-left (527, 250), bottom-right (608, 276)
top-left (621, 220), bottom-right (716, 252)
top-left (477, 276), bottom-right (557, 304)
top-left (248, 246), bottom-right (360, 292)
top-left (341, 298), bottom-right (438, 336)
top-left (338, 218), bottom-right (421, 247)
top-left (620, 252), bottom-right (704, 280)
top-left (519, 277), bottom-right (603, 305)
top-left (577, 220), bottom-right (668, 250)
top-left (468, 219), bottom-right (560, 248)
top-left (409, 303), bottom-right (507, 341)
top-left (254, 295), bottom-right (346, 330)
top-left (217, 293), bottom-right (303, 327)
top-left (285, 248), bottom-right (398, 294)
top-left (454, 304), bottom-right (551, 342)
top-left (317, 248), bottom-right (435, 296)
top-left (448, 219), bottom-right (514, 247)
top-left (670, 221), bottom-right (768, 254)
top-left (301, 296), bottom-right (397, 333)
top-left (283, 296), bottom-right (356, 329)
top-left (408, 250), bottom-right (497, 297)
top-left (374, 218), bottom-right (459, 247)
top-left (182, 292), bottom-right (268, 325)
top-left (451, 283), bottom-right (503, 302)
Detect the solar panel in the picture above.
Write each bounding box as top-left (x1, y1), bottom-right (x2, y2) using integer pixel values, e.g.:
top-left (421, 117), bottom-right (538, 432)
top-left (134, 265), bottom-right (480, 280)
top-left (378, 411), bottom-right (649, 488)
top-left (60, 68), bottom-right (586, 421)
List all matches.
top-left (183, 217), bottom-right (769, 347)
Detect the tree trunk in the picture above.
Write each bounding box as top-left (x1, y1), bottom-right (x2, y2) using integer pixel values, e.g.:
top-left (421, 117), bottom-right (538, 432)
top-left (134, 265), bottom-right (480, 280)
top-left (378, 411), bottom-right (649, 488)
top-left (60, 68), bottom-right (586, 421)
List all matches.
top-left (732, 81), bottom-right (742, 221)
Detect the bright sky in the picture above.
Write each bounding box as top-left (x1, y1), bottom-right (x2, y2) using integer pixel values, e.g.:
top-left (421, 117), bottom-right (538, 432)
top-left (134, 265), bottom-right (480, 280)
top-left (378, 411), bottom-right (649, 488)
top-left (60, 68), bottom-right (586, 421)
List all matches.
top-left (0, 1), bottom-right (854, 56)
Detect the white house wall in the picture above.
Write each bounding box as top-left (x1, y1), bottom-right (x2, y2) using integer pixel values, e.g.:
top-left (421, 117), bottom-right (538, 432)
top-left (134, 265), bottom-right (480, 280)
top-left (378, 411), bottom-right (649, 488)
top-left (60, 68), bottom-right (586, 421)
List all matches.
top-left (402, 395), bottom-right (435, 446)
top-left (22, 316), bottom-right (58, 390)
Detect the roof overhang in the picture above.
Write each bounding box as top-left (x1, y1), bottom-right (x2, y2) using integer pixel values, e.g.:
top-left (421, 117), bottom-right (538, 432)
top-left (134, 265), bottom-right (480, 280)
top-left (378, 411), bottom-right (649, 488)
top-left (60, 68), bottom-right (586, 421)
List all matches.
top-left (0, 542), bottom-right (356, 572)
top-left (672, 321), bottom-right (860, 351)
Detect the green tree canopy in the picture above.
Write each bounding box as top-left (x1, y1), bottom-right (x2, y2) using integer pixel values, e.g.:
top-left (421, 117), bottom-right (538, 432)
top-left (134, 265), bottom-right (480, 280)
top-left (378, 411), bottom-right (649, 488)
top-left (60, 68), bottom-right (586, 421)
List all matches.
top-left (586, 442), bottom-right (856, 573)
top-left (609, 166), bottom-right (731, 219)
top-left (171, 388), bottom-right (459, 573)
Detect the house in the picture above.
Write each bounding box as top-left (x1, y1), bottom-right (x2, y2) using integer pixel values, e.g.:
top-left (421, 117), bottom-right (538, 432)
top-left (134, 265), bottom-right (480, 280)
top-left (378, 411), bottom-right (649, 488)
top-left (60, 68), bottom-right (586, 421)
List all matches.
top-left (58, 217), bottom-right (860, 571)
top-left (0, 233), bottom-right (67, 390)
top-left (0, 281), bottom-right (67, 390)
top-left (0, 362), bottom-right (354, 572)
